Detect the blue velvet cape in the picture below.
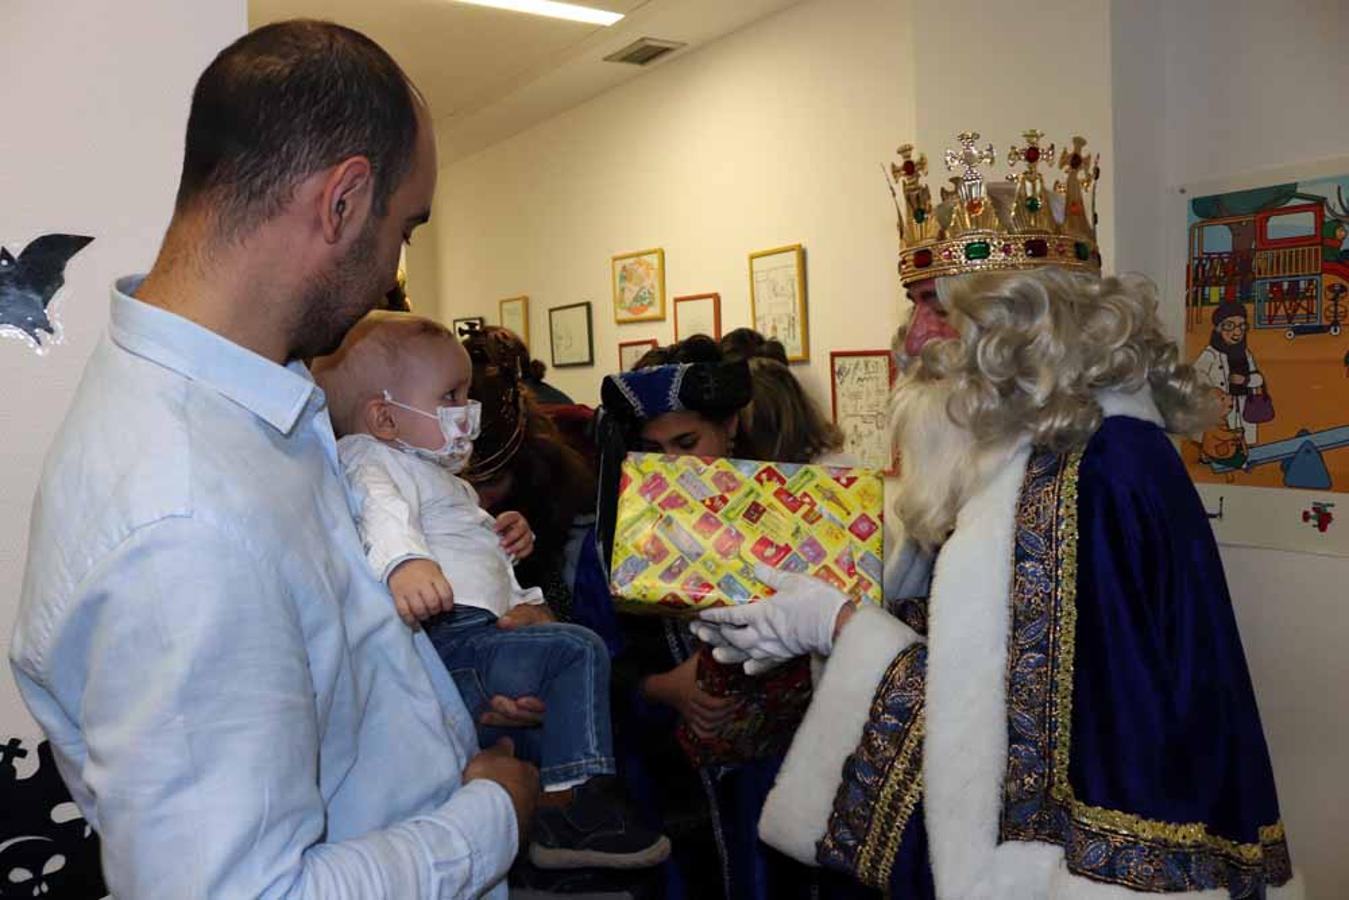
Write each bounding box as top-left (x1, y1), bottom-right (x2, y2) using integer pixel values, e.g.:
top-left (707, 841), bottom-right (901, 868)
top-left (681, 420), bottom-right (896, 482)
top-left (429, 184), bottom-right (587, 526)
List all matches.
top-left (816, 418), bottom-right (1292, 898)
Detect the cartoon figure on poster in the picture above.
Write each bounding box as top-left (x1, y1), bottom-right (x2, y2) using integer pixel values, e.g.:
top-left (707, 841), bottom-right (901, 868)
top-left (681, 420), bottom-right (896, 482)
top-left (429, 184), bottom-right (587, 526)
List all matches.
top-left (1184, 176), bottom-right (1349, 492)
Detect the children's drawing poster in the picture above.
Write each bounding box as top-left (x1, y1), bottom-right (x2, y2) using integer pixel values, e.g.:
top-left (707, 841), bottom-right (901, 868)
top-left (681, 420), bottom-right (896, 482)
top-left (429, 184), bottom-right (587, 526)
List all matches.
top-left (1169, 158), bottom-right (1349, 556)
top-left (830, 350), bottom-right (896, 473)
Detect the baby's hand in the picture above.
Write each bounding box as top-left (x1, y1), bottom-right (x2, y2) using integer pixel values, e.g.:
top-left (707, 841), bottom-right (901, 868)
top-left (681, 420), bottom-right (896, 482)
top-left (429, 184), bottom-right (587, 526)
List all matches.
top-left (387, 558), bottom-right (454, 628)
top-left (494, 511), bottom-right (535, 561)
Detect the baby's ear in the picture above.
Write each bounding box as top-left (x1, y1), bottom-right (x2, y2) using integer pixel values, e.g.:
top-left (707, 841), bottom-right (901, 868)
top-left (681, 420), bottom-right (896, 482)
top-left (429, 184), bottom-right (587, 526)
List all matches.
top-left (366, 397), bottom-right (399, 440)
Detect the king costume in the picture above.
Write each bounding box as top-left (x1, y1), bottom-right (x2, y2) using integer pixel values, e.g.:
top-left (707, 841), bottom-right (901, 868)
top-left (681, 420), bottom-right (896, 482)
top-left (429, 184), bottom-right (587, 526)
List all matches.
top-left (755, 131), bottom-right (1298, 899)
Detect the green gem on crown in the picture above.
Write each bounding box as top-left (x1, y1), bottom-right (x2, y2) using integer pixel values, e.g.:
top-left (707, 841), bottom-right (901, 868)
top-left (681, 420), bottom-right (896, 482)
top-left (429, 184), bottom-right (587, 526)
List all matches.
top-left (965, 241), bottom-right (991, 261)
top-left (1025, 196), bottom-right (1042, 212)
top-left (1074, 241), bottom-right (1091, 261)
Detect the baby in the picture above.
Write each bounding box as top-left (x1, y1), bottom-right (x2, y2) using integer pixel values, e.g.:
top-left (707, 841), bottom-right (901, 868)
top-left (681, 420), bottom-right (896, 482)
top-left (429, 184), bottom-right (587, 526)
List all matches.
top-left (313, 312), bottom-right (668, 871)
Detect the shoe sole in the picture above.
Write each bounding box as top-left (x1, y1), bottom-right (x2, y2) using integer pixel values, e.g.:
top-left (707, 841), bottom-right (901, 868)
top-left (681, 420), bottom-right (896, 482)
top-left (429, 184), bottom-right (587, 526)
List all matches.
top-left (529, 835), bottom-right (672, 870)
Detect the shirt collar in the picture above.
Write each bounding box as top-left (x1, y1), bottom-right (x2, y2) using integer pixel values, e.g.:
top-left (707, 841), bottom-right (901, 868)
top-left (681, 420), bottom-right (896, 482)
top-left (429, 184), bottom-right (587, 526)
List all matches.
top-left (109, 275), bottom-right (317, 435)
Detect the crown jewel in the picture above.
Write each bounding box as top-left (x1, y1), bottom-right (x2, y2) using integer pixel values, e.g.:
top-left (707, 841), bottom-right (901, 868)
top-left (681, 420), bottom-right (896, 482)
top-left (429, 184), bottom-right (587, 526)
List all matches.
top-left (887, 129), bottom-right (1102, 286)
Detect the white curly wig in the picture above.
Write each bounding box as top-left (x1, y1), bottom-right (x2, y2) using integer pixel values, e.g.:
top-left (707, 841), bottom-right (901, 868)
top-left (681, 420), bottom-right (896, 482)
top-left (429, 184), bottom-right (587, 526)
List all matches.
top-left (891, 266), bottom-right (1218, 546)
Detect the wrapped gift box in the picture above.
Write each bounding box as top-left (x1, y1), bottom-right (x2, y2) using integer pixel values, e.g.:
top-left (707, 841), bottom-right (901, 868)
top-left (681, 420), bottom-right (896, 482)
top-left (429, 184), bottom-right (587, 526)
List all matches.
top-left (609, 453), bottom-right (885, 615)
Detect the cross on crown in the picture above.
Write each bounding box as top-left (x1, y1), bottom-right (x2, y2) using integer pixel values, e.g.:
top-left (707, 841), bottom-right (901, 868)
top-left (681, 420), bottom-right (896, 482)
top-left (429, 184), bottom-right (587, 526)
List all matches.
top-left (944, 132), bottom-right (996, 189)
top-left (1008, 129), bottom-right (1053, 178)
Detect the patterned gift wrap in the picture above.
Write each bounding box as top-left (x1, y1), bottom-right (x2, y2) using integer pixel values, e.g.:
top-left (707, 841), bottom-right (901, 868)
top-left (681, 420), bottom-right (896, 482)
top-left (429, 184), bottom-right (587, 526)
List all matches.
top-left (609, 453), bottom-right (885, 615)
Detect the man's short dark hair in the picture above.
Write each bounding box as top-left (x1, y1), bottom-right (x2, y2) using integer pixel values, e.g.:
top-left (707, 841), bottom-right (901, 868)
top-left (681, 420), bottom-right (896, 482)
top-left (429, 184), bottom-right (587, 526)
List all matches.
top-left (176, 20), bottom-right (419, 236)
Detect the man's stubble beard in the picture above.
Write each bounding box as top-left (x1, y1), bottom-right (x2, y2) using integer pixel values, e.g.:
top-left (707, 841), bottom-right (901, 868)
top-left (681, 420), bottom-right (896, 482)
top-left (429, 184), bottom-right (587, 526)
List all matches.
top-left (291, 217), bottom-right (387, 362)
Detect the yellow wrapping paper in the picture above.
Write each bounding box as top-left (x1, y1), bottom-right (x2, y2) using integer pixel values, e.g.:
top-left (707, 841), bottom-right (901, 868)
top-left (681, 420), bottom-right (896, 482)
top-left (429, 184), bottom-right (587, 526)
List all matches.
top-left (609, 453), bottom-right (885, 615)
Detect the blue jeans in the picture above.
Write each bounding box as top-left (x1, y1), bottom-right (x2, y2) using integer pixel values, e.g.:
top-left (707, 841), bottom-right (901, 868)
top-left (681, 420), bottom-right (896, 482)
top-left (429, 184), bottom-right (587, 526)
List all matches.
top-left (426, 605), bottom-right (615, 788)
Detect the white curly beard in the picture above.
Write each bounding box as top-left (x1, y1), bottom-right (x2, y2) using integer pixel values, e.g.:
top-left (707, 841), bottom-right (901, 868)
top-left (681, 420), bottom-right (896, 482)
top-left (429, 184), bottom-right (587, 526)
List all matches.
top-left (890, 372), bottom-right (1013, 547)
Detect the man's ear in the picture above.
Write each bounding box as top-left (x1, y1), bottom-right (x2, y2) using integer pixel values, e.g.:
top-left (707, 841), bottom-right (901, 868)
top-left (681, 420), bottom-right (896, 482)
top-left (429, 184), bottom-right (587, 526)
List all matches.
top-left (365, 396), bottom-right (399, 440)
top-left (319, 156), bottom-right (374, 244)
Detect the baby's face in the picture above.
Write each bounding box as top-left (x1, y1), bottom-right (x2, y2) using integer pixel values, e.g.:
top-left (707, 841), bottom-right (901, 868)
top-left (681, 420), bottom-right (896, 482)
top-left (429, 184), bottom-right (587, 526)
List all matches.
top-left (390, 334), bottom-right (473, 450)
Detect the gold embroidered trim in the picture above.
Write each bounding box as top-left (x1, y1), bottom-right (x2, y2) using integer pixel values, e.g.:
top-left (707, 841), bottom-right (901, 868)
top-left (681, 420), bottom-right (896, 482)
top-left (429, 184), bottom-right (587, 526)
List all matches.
top-left (819, 643), bottom-right (927, 891)
top-left (861, 697), bottom-right (925, 881)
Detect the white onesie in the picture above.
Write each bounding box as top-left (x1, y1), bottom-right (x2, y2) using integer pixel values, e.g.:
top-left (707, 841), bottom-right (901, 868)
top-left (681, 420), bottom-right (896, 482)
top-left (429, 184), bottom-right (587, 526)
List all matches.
top-left (337, 433), bottom-right (544, 616)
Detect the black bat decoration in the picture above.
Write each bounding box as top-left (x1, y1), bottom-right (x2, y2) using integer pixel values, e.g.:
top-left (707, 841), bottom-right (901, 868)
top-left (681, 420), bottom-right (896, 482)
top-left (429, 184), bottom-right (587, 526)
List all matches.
top-left (0, 233), bottom-right (94, 347)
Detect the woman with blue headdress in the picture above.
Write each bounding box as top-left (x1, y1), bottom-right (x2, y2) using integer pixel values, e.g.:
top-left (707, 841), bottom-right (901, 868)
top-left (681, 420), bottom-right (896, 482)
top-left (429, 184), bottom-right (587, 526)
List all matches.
top-left (569, 334), bottom-right (825, 900)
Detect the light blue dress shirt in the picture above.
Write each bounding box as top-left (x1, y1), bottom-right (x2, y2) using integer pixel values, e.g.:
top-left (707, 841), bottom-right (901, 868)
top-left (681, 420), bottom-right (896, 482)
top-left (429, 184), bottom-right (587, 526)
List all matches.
top-left (9, 278), bottom-right (517, 899)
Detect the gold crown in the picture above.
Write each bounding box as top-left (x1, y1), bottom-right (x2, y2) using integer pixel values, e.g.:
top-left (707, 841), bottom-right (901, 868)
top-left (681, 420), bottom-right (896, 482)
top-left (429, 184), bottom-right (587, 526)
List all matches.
top-left (886, 130), bottom-right (1101, 287)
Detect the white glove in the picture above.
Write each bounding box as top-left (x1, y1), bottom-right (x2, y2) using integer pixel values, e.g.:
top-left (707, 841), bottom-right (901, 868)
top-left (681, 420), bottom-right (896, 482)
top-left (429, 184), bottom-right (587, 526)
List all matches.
top-left (686, 624), bottom-right (783, 676)
top-left (693, 563), bottom-right (851, 674)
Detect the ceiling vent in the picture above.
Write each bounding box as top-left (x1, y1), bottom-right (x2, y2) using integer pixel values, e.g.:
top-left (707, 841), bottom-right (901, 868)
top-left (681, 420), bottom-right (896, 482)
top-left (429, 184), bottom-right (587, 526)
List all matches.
top-left (603, 37), bottom-right (686, 66)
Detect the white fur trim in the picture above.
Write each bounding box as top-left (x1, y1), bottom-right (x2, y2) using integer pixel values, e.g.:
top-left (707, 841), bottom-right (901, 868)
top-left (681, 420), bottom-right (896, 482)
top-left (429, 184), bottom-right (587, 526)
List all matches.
top-left (923, 442), bottom-right (1032, 898)
top-left (1096, 386), bottom-right (1164, 427)
top-left (757, 604), bottom-right (921, 865)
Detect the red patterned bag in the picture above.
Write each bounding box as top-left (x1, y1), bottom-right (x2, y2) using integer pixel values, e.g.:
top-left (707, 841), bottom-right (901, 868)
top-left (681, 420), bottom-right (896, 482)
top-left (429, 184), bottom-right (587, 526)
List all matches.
top-left (675, 645), bottom-right (813, 767)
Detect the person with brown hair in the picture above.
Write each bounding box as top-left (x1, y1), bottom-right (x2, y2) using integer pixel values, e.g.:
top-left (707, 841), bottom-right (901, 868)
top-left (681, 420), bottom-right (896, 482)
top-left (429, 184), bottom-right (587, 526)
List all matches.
top-left (720, 326), bottom-right (788, 365)
top-left (461, 326), bottom-right (597, 616)
top-left (11, 20), bottom-right (538, 897)
top-left (740, 357), bottom-right (850, 465)
top-left (567, 334), bottom-right (819, 900)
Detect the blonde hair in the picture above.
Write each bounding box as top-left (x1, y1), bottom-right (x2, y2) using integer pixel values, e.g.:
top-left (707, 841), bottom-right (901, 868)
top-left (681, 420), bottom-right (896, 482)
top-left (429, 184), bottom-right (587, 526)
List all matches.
top-left (310, 311), bottom-right (455, 437)
top-left (740, 358), bottom-right (843, 463)
top-left (913, 267), bottom-right (1218, 452)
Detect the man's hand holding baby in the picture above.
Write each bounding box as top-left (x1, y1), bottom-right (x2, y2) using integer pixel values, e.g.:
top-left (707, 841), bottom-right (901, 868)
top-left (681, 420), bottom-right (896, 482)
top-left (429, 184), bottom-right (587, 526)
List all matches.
top-left (387, 557), bottom-right (455, 627)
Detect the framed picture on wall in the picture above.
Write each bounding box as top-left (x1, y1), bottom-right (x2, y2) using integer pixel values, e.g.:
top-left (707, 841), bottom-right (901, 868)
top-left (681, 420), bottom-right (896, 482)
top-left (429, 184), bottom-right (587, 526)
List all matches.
top-left (451, 316), bottom-right (485, 338)
top-left (673, 292), bottom-right (721, 341)
top-left (549, 301), bottom-right (594, 368)
top-left (830, 349), bottom-right (898, 474)
top-left (748, 244), bottom-right (808, 362)
top-left (611, 248), bottom-right (666, 323)
top-left (618, 338), bottom-right (659, 371)
top-left (1162, 155), bottom-right (1349, 558)
top-left (498, 295), bottom-right (529, 347)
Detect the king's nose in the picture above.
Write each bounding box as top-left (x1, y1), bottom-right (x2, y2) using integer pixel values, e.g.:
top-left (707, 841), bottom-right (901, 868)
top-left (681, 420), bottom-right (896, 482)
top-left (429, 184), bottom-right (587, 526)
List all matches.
top-left (904, 301), bottom-right (959, 357)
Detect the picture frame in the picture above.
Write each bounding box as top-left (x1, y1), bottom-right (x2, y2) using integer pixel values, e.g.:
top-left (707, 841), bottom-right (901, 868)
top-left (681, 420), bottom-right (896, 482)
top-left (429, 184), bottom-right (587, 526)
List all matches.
top-left (618, 338), bottom-right (659, 371)
top-left (498, 295), bottom-right (529, 347)
top-left (451, 316), bottom-right (485, 338)
top-left (548, 301), bottom-right (594, 368)
top-left (611, 248), bottom-right (666, 323)
top-left (830, 349), bottom-right (898, 474)
top-left (673, 292), bottom-right (722, 341)
top-left (748, 244), bottom-right (808, 362)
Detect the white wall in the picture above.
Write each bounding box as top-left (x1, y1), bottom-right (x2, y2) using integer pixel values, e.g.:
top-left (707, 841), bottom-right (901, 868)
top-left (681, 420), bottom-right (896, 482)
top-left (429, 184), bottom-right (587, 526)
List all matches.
top-left (0, 2), bottom-right (247, 736)
top-left (430, 0), bottom-right (918, 406)
top-left (1112, 1), bottom-right (1349, 894)
top-left (912, 0), bottom-right (1117, 267)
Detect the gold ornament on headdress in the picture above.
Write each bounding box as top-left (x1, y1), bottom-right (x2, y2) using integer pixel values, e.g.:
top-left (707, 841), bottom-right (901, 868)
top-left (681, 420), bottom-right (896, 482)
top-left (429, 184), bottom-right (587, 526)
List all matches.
top-left (885, 129), bottom-right (1102, 287)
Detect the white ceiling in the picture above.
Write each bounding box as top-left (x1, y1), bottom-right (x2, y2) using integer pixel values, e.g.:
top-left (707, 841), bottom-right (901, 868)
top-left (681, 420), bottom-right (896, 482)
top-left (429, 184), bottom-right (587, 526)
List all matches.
top-left (250, 0), bottom-right (804, 162)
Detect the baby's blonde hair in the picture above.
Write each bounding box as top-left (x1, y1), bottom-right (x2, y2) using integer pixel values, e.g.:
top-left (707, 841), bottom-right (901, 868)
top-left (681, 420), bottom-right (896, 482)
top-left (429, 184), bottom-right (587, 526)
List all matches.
top-left (311, 311), bottom-right (455, 437)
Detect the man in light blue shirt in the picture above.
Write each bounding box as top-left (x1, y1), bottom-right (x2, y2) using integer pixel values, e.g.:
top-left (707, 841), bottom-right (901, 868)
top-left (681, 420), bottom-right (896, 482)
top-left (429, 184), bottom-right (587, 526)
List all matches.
top-left (9, 21), bottom-right (537, 898)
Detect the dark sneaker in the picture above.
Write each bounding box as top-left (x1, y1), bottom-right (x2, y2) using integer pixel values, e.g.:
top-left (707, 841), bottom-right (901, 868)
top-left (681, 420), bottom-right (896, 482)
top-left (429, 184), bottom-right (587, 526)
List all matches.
top-left (528, 777), bottom-right (672, 870)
